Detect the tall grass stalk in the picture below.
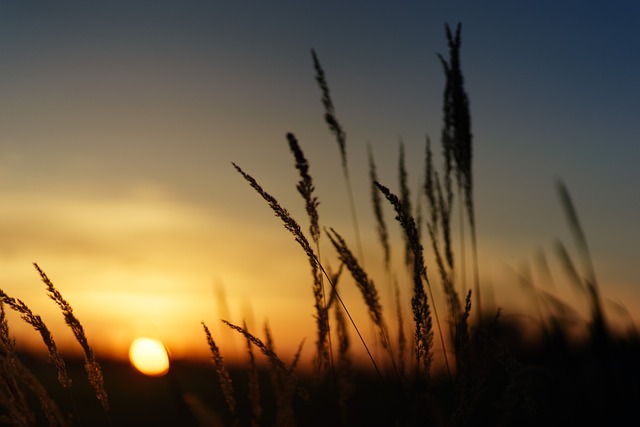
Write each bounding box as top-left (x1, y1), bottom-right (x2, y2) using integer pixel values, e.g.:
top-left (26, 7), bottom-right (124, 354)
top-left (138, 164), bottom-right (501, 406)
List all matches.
top-left (425, 139), bottom-right (455, 275)
top-left (0, 291), bottom-right (71, 393)
top-left (393, 278), bottom-right (407, 377)
top-left (369, 146), bottom-right (406, 372)
top-left (232, 163), bottom-right (384, 380)
top-left (368, 146), bottom-right (391, 272)
top-left (329, 270), bottom-right (354, 422)
top-left (222, 319), bottom-right (297, 381)
top-left (374, 182), bottom-right (441, 380)
top-left (326, 228), bottom-right (399, 377)
top-left (312, 49), bottom-right (365, 264)
top-left (438, 23), bottom-right (481, 322)
top-left (286, 132), bottom-right (333, 377)
top-left (0, 301), bottom-right (32, 427)
top-left (554, 241), bottom-right (586, 295)
top-left (555, 181), bottom-right (608, 346)
top-left (232, 162), bottom-right (329, 371)
top-left (424, 137), bottom-right (471, 372)
top-left (201, 321), bottom-right (237, 418)
top-left (244, 321), bottom-right (262, 427)
top-left (398, 139), bottom-right (413, 269)
top-left (0, 301), bottom-right (69, 427)
top-left (222, 320), bottom-right (306, 427)
top-left (34, 264), bottom-right (110, 415)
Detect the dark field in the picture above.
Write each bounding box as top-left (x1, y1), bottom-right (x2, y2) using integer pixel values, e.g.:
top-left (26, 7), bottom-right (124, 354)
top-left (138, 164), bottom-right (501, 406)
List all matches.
top-left (17, 319), bottom-right (640, 427)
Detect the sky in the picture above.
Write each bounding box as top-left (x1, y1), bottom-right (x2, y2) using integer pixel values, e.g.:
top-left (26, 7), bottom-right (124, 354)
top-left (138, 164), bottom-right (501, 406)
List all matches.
top-left (0, 1), bottom-right (638, 366)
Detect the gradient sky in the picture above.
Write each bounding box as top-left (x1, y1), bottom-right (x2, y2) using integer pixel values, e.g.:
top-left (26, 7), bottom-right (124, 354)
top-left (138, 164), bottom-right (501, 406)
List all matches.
top-left (1, 1), bottom-right (638, 365)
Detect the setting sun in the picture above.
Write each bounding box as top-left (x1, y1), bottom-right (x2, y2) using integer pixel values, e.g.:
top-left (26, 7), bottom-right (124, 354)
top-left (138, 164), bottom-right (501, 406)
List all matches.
top-left (129, 338), bottom-right (170, 377)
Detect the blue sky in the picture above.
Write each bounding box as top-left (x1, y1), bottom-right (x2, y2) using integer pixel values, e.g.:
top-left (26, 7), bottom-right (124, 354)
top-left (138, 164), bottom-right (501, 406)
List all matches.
top-left (0, 1), bottom-right (638, 360)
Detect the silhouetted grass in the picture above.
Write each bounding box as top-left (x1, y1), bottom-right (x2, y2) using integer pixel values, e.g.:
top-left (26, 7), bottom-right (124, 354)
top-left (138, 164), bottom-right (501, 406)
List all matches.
top-left (217, 22), bottom-right (639, 426)
top-left (0, 22), bottom-right (638, 427)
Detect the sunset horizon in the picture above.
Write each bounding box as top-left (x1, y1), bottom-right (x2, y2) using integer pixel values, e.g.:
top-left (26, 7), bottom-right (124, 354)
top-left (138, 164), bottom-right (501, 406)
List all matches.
top-left (1, 2), bottom-right (639, 425)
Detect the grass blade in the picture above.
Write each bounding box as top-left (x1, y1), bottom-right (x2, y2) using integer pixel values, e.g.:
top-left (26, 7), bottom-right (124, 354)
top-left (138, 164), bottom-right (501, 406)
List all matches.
top-left (202, 321), bottom-right (236, 416)
top-left (34, 264), bottom-right (109, 413)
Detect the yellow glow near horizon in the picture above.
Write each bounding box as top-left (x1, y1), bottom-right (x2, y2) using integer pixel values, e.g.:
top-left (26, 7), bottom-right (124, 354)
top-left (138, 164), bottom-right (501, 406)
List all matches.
top-left (129, 337), bottom-right (170, 377)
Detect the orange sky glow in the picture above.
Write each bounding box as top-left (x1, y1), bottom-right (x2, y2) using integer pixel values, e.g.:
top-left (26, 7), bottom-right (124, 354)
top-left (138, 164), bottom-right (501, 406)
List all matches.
top-left (1, 2), bottom-right (638, 373)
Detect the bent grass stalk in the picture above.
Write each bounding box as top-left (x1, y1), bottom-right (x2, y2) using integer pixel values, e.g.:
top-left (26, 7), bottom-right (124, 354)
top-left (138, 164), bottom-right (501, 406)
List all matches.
top-left (0, 290), bottom-right (71, 392)
top-left (34, 264), bottom-right (110, 414)
top-left (232, 161), bottom-right (329, 371)
top-left (232, 163), bottom-right (384, 381)
top-left (0, 300), bottom-right (69, 427)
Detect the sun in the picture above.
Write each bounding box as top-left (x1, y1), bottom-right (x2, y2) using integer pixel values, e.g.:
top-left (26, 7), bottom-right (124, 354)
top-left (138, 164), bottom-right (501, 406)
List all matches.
top-left (129, 337), bottom-right (170, 377)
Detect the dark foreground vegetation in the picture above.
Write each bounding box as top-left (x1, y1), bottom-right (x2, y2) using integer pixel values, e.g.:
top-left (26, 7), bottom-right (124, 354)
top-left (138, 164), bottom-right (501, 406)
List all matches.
top-left (1, 23), bottom-right (639, 426)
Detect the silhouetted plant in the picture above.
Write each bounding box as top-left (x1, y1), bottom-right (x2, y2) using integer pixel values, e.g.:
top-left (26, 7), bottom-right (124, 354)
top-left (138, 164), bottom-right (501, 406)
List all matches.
top-left (438, 23), bottom-right (481, 320)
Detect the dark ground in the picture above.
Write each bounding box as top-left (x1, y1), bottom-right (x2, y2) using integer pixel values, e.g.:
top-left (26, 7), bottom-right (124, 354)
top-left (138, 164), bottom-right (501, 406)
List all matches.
top-left (14, 320), bottom-right (640, 427)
